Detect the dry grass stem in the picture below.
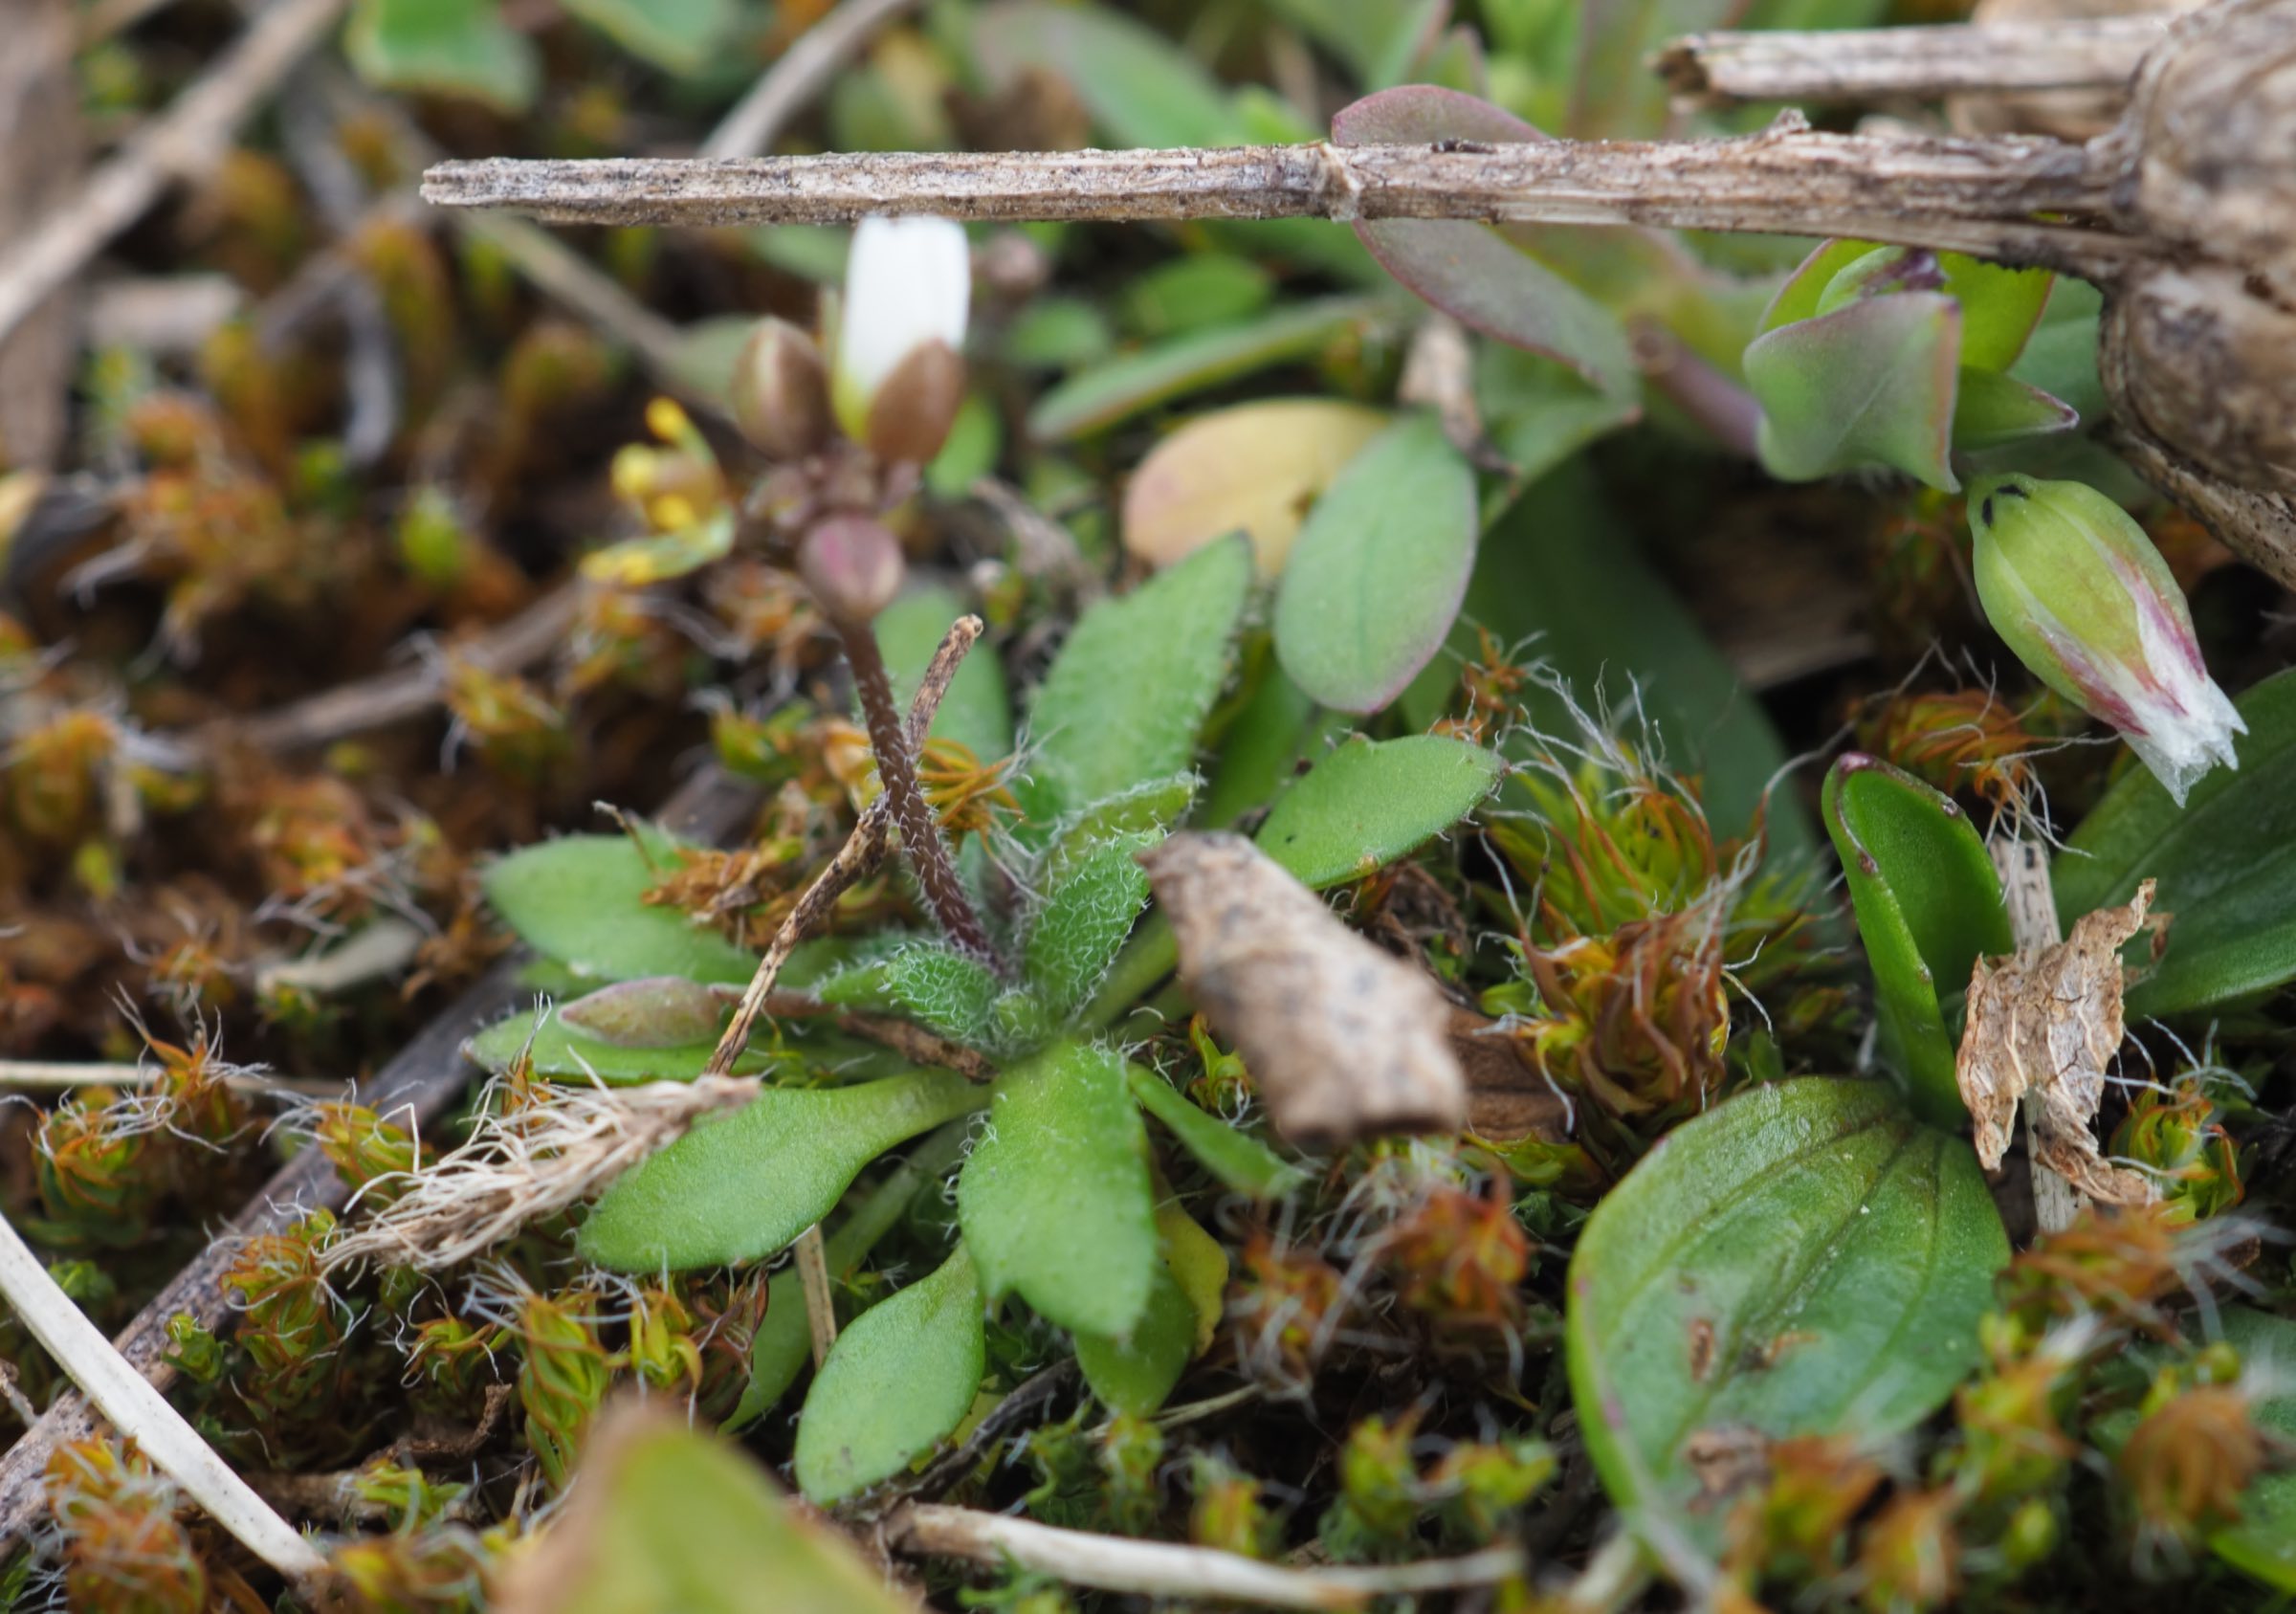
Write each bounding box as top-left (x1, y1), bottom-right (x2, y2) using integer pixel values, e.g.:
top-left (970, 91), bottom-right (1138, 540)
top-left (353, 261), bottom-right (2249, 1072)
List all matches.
top-left (320, 1075), bottom-right (758, 1273)
top-left (888, 1502), bottom-right (1524, 1609)
top-left (1990, 838), bottom-right (2086, 1231)
top-left (0, 1207), bottom-right (326, 1582)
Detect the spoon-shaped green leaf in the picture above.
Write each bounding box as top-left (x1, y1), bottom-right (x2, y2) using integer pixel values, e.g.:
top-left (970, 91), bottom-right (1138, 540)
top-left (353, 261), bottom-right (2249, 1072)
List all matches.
top-left (1823, 754), bottom-right (2013, 1127)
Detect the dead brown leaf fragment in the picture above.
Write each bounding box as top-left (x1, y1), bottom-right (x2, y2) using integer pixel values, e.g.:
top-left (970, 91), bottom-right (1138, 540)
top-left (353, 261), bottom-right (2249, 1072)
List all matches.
top-left (1139, 832), bottom-right (1467, 1149)
top-left (1955, 878), bottom-right (2160, 1205)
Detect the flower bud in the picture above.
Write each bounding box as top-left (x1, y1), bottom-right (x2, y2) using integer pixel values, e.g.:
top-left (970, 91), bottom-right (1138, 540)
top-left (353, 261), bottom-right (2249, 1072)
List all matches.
top-left (831, 216), bottom-right (970, 463)
top-left (1969, 474), bottom-right (2244, 804)
top-left (797, 515), bottom-right (905, 625)
top-left (729, 318), bottom-right (831, 461)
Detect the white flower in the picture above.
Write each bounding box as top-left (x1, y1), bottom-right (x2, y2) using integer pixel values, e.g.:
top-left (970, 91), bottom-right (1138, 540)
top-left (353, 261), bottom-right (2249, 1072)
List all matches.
top-left (833, 215), bottom-right (971, 444)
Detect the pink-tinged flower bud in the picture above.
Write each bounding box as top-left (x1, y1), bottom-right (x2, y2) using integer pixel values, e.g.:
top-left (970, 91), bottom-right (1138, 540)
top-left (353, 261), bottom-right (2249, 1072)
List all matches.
top-left (729, 318), bottom-right (831, 461)
top-left (798, 515), bottom-right (906, 625)
top-left (831, 216), bottom-right (970, 463)
top-left (1969, 474), bottom-right (2244, 804)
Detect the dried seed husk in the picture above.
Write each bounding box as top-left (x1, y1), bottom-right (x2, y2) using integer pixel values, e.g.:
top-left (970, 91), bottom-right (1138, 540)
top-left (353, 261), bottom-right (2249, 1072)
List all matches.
top-left (2103, 266), bottom-right (2296, 504)
top-left (1955, 879), bottom-right (2159, 1205)
top-left (1139, 832), bottom-right (1466, 1149)
top-left (2118, 0), bottom-right (2296, 304)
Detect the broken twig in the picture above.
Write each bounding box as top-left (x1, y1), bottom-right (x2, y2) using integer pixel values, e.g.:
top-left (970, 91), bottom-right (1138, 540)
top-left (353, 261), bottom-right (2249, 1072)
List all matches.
top-left (421, 131), bottom-right (2136, 273)
top-left (1654, 15), bottom-right (2172, 106)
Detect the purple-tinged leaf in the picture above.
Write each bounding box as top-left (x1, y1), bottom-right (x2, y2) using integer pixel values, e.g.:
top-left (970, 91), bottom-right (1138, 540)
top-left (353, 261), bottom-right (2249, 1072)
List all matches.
top-left (1758, 239), bottom-right (1882, 336)
top-left (1274, 413), bottom-right (1478, 714)
top-left (1333, 87), bottom-right (1636, 398)
top-left (560, 976), bottom-right (732, 1048)
top-left (1953, 369), bottom-right (2079, 450)
top-left (1744, 293), bottom-right (1963, 492)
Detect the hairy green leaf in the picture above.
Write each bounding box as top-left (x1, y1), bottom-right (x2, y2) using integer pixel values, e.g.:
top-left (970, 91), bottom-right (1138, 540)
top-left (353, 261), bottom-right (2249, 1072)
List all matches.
top-left (1022, 537), bottom-right (1251, 823)
top-left (818, 942), bottom-right (1004, 1049)
top-left (580, 1072), bottom-right (986, 1271)
top-left (958, 1042), bottom-right (1157, 1337)
top-left (1024, 834), bottom-right (1156, 1019)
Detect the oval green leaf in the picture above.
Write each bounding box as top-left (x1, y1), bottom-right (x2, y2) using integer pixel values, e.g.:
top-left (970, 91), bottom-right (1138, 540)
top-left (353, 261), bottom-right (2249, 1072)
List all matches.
top-left (1824, 755), bottom-right (2013, 1128)
top-left (2056, 666), bottom-right (2296, 1016)
top-left (1255, 733), bottom-right (1505, 890)
top-left (957, 1042), bottom-right (1157, 1338)
top-left (794, 1245), bottom-right (985, 1503)
top-left (729, 1124), bottom-right (970, 1433)
top-left (1073, 1263), bottom-right (1196, 1418)
top-left (482, 832), bottom-right (758, 985)
top-left (1274, 413), bottom-right (1479, 715)
top-left (1566, 1077), bottom-right (2007, 1548)
top-left (579, 1071), bottom-right (986, 1271)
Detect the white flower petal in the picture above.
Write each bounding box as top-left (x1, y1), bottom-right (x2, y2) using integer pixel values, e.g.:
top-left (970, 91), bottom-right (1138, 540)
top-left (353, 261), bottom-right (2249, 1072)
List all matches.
top-left (834, 216), bottom-right (971, 434)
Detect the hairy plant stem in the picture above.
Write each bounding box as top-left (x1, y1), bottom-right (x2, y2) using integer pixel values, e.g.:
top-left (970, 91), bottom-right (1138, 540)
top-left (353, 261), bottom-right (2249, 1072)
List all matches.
top-left (702, 615), bottom-right (988, 1080)
top-left (836, 616), bottom-right (1000, 967)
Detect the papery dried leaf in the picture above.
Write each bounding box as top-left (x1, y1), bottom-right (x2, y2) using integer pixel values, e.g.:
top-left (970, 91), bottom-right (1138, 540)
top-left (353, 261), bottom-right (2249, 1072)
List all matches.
top-left (1956, 880), bottom-right (2160, 1205)
top-left (1139, 832), bottom-right (1466, 1148)
top-left (1449, 1006), bottom-right (1569, 1145)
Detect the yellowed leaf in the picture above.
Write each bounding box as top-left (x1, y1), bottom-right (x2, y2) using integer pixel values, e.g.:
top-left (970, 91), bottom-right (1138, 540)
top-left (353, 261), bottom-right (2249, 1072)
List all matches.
top-left (1121, 399), bottom-right (1387, 578)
